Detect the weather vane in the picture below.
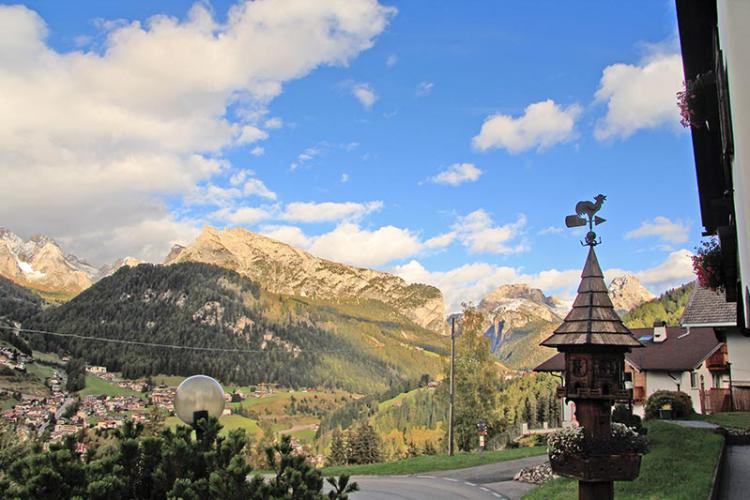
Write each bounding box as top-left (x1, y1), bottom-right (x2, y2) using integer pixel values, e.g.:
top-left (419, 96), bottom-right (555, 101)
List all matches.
top-left (565, 194), bottom-right (606, 246)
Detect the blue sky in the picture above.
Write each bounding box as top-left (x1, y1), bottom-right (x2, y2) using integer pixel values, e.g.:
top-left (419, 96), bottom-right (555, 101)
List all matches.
top-left (1, 1), bottom-right (699, 310)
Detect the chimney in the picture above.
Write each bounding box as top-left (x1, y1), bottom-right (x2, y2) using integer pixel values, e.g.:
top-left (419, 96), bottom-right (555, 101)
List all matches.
top-left (653, 321), bottom-right (667, 343)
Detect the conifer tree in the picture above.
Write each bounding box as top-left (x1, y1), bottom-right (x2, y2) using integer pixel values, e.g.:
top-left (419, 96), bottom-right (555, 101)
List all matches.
top-left (328, 428), bottom-right (347, 466)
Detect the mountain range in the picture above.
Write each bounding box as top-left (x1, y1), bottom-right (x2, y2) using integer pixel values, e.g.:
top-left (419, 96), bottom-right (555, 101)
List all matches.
top-left (0, 225), bottom-right (661, 379)
top-left (475, 275), bottom-right (653, 369)
top-left (0, 228), bottom-right (140, 299)
top-left (23, 261), bottom-right (446, 393)
top-left (164, 227), bottom-right (445, 334)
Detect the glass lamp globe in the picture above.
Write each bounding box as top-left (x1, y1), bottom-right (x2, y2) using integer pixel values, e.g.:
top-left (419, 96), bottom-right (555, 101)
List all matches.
top-left (174, 375), bottom-right (225, 426)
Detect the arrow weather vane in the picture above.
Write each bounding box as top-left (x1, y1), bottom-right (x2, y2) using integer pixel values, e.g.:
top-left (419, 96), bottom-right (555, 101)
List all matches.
top-left (565, 194), bottom-right (606, 246)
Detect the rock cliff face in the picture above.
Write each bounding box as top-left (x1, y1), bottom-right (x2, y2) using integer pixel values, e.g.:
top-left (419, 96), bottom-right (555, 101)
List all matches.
top-left (608, 274), bottom-right (654, 316)
top-left (96, 256), bottom-right (143, 280)
top-left (165, 227), bottom-right (446, 333)
top-left (476, 283), bottom-right (561, 369)
top-left (479, 284), bottom-right (561, 331)
top-left (0, 228), bottom-right (94, 296)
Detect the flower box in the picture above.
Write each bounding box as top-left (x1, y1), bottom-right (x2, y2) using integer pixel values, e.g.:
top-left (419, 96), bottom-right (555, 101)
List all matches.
top-left (550, 453), bottom-right (641, 482)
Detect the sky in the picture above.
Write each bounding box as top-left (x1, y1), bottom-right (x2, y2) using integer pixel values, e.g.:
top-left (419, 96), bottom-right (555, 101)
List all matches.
top-left (0, 0), bottom-right (701, 311)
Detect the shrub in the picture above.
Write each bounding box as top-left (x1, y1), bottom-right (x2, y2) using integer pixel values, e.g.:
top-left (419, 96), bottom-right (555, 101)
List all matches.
top-left (612, 404), bottom-right (643, 432)
top-left (644, 390), bottom-right (693, 419)
top-left (547, 423), bottom-right (648, 461)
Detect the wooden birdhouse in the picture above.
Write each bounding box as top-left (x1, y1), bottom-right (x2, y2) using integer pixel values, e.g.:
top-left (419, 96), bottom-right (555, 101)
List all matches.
top-left (541, 196), bottom-right (643, 500)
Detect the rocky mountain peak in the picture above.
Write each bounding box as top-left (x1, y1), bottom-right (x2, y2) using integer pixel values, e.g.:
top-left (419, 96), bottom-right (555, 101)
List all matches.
top-left (166, 226), bottom-right (446, 333)
top-left (0, 228), bottom-right (94, 296)
top-left (478, 283), bottom-right (562, 330)
top-left (482, 283), bottom-right (556, 307)
top-left (608, 274), bottom-right (654, 315)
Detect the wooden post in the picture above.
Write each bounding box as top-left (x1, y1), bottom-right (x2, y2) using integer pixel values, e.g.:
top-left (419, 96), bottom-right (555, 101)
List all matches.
top-left (575, 399), bottom-right (614, 500)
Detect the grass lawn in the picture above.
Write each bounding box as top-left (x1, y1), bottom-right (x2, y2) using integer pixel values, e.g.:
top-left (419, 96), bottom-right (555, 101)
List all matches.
top-left (152, 374), bottom-right (185, 387)
top-left (322, 446), bottom-right (546, 476)
top-left (701, 411), bottom-right (750, 430)
top-left (79, 375), bottom-right (145, 398)
top-left (524, 420), bottom-right (724, 500)
top-left (164, 414), bottom-right (262, 437)
top-left (25, 362), bottom-right (55, 381)
top-left (31, 351), bottom-right (65, 365)
top-left (0, 397), bottom-right (18, 410)
top-left (288, 428), bottom-right (316, 443)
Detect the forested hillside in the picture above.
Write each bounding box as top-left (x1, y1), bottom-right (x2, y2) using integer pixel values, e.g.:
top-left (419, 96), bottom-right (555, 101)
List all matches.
top-left (622, 282), bottom-right (694, 328)
top-left (24, 263), bottom-right (446, 393)
top-left (0, 276), bottom-right (43, 324)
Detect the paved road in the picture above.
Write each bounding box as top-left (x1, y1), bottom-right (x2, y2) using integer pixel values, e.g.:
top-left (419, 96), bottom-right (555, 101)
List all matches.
top-left (720, 445), bottom-right (750, 500)
top-left (346, 455), bottom-right (547, 500)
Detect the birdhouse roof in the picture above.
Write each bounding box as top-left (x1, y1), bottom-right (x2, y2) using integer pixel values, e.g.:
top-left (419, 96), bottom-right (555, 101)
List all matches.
top-left (541, 246), bottom-right (642, 348)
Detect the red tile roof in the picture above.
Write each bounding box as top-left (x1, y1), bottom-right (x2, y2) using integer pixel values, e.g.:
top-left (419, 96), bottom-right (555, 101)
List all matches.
top-left (535, 326), bottom-right (721, 373)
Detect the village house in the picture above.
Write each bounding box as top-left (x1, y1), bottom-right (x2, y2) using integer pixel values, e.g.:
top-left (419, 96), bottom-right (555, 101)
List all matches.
top-left (681, 283), bottom-right (750, 412)
top-left (536, 322), bottom-right (727, 419)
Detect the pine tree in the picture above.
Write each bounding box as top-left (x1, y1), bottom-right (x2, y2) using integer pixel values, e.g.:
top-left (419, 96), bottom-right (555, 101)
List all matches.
top-left (328, 428), bottom-right (347, 466)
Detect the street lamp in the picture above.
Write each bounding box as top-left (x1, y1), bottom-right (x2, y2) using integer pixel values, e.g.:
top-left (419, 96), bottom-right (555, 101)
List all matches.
top-left (175, 375), bottom-right (225, 428)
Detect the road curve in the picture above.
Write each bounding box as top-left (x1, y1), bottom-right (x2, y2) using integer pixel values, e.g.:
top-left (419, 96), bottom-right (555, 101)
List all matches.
top-left (344, 454), bottom-right (547, 500)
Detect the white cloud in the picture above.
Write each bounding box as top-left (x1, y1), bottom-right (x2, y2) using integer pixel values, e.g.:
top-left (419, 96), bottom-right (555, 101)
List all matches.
top-left (429, 163), bottom-right (482, 186)
top-left (538, 226), bottom-right (563, 235)
top-left (60, 216), bottom-right (201, 265)
top-left (290, 145), bottom-right (323, 171)
top-left (424, 232), bottom-right (456, 249)
top-left (250, 146), bottom-right (265, 156)
top-left (281, 201), bottom-right (383, 223)
top-left (237, 126), bottom-right (269, 144)
top-left (472, 100), bottom-right (581, 153)
top-left (264, 117), bottom-right (283, 129)
top-left (625, 216), bottom-right (690, 244)
top-left (594, 52), bottom-right (684, 140)
top-left (260, 224), bottom-right (312, 248)
top-left (386, 54), bottom-right (398, 67)
top-left (340, 173), bottom-right (350, 183)
top-left (210, 206), bottom-right (272, 225)
top-left (260, 222), bottom-right (455, 268)
top-left (352, 82), bottom-right (377, 109)
top-left (394, 248), bottom-right (695, 314)
top-left (392, 259), bottom-right (580, 313)
top-left (242, 178), bottom-right (277, 200)
top-left (310, 223), bottom-right (422, 267)
top-left (635, 249), bottom-right (695, 290)
top-left (453, 210), bottom-right (527, 254)
top-left (416, 81), bottom-right (434, 96)
top-left (0, 1), bottom-right (395, 264)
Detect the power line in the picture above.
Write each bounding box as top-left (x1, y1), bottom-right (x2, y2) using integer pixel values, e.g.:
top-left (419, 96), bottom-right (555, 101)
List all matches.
top-left (0, 324), bottom-right (349, 354)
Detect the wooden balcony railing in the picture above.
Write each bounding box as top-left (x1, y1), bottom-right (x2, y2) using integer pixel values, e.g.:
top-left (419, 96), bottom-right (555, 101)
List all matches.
top-left (706, 344), bottom-right (729, 371)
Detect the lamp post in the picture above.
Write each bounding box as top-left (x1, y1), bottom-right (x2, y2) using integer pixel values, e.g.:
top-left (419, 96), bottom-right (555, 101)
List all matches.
top-left (175, 375), bottom-right (225, 437)
top-left (448, 315), bottom-right (456, 456)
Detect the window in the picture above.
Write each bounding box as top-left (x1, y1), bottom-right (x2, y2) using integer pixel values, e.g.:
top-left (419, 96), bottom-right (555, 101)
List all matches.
top-left (690, 371), bottom-right (698, 389)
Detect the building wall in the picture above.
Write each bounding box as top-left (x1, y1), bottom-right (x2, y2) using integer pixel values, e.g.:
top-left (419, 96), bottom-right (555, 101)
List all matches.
top-left (645, 371), bottom-right (703, 414)
top-left (726, 330), bottom-right (750, 386)
top-left (718, 0), bottom-right (750, 326)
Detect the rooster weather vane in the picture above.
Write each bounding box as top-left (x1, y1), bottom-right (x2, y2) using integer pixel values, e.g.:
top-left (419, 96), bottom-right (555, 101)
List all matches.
top-left (565, 194), bottom-right (606, 246)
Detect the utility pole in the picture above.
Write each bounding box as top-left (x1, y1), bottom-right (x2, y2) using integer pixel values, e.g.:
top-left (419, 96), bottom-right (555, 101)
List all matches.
top-left (448, 316), bottom-right (455, 456)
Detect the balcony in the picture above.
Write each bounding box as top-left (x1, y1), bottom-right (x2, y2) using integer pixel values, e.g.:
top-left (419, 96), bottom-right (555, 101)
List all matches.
top-left (706, 344), bottom-right (729, 371)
